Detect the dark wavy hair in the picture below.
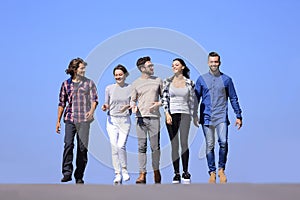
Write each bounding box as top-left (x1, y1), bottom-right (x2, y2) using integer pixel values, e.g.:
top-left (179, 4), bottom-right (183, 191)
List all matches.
top-left (65, 58), bottom-right (87, 78)
top-left (173, 58), bottom-right (190, 79)
top-left (136, 56), bottom-right (151, 71)
top-left (113, 64), bottom-right (129, 77)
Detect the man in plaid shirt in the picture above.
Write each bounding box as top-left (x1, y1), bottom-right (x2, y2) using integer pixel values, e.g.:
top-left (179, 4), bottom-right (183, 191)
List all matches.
top-left (56, 58), bottom-right (98, 184)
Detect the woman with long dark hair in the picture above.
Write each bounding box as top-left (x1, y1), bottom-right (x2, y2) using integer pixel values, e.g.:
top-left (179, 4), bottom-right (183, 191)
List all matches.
top-left (162, 58), bottom-right (198, 184)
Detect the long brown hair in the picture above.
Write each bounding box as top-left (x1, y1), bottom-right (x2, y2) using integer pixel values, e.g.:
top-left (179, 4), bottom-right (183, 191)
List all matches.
top-left (65, 58), bottom-right (87, 78)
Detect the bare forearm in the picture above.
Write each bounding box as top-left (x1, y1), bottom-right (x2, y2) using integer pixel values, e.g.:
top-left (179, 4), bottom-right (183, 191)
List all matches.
top-left (90, 102), bottom-right (98, 113)
top-left (57, 106), bottom-right (64, 123)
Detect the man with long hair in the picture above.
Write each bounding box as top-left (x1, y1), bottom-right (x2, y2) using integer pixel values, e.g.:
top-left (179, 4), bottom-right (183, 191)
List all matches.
top-left (56, 58), bottom-right (98, 184)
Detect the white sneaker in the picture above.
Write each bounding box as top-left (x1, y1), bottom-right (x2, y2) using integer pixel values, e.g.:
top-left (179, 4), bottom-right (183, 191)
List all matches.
top-left (113, 173), bottom-right (122, 184)
top-left (122, 169), bottom-right (130, 181)
top-left (182, 172), bottom-right (191, 184)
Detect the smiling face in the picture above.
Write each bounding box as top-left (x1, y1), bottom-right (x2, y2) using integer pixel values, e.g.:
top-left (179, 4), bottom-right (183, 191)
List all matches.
top-left (142, 61), bottom-right (154, 75)
top-left (208, 55), bottom-right (221, 73)
top-left (114, 69), bottom-right (126, 85)
top-left (76, 63), bottom-right (86, 77)
top-left (172, 60), bottom-right (184, 75)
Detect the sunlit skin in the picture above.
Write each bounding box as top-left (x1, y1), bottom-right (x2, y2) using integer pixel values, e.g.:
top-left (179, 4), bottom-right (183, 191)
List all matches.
top-left (172, 60), bottom-right (184, 77)
top-left (75, 63), bottom-right (86, 78)
top-left (114, 69), bottom-right (126, 87)
top-left (208, 56), bottom-right (242, 130)
top-left (208, 56), bottom-right (221, 75)
top-left (141, 61), bottom-right (154, 76)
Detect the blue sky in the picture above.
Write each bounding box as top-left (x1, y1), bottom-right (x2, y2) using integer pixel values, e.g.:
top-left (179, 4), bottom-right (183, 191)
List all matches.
top-left (1, 0), bottom-right (300, 184)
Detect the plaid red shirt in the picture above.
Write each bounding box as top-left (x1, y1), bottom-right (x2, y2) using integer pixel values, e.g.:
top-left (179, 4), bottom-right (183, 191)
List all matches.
top-left (58, 77), bottom-right (98, 123)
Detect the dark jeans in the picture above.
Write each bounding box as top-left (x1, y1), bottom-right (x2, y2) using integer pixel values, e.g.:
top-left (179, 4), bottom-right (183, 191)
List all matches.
top-left (166, 113), bottom-right (191, 173)
top-left (62, 121), bottom-right (90, 179)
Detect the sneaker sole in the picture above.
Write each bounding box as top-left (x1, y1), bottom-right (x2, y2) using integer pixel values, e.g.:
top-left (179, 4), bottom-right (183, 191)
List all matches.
top-left (114, 181), bottom-right (122, 185)
top-left (172, 180), bottom-right (180, 184)
top-left (182, 179), bottom-right (191, 184)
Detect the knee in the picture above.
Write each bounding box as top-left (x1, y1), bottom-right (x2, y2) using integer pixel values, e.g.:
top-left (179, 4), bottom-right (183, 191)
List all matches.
top-left (138, 144), bottom-right (147, 153)
top-left (218, 140), bottom-right (228, 148)
top-left (181, 139), bottom-right (188, 150)
top-left (206, 141), bottom-right (214, 152)
top-left (117, 143), bottom-right (126, 151)
top-left (111, 145), bottom-right (118, 155)
top-left (64, 142), bottom-right (74, 150)
top-left (150, 143), bottom-right (160, 152)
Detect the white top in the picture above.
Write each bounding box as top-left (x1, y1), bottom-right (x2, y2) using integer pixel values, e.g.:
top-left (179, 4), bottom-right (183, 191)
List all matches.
top-left (169, 85), bottom-right (190, 114)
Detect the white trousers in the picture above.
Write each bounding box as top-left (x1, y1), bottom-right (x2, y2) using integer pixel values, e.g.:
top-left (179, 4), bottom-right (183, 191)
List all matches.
top-left (106, 115), bottom-right (131, 174)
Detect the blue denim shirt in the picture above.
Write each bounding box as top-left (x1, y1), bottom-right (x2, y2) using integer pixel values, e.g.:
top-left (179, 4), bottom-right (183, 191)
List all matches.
top-left (195, 72), bottom-right (242, 126)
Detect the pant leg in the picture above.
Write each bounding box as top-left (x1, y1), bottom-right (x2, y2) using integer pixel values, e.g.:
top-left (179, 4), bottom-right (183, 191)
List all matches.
top-left (202, 125), bottom-right (216, 174)
top-left (166, 113), bottom-right (181, 173)
top-left (148, 117), bottom-right (161, 171)
top-left (116, 116), bottom-right (131, 170)
top-left (216, 122), bottom-right (228, 170)
top-left (179, 114), bottom-right (191, 173)
top-left (106, 116), bottom-right (121, 174)
top-left (136, 117), bottom-right (148, 172)
top-left (62, 121), bottom-right (76, 176)
top-left (74, 122), bottom-right (90, 180)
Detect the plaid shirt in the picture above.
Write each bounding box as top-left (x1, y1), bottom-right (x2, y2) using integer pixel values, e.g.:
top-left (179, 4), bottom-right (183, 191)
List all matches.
top-left (161, 76), bottom-right (198, 117)
top-left (58, 77), bottom-right (98, 123)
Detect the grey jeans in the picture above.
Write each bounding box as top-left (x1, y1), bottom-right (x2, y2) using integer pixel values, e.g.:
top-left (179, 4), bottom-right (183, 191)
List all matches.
top-left (136, 117), bottom-right (161, 172)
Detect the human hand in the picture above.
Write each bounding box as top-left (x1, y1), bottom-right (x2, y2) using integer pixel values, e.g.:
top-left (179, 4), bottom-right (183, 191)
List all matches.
top-left (119, 105), bottom-right (130, 113)
top-left (165, 112), bottom-right (172, 125)
top-left (85, 110), bottom-right (94, 121)
top-left (193, 116), bottom-right (199, 127)
top-left (149, 102), bottom-right (161, 112)
top-left (101, 104), bottom-right (109, 111)
top-left (56, 121), bottom-right (61, 134)
top-left (235, 118), bottom-right (242, 130)
top-left (131, 105), bottom-right (138, 113)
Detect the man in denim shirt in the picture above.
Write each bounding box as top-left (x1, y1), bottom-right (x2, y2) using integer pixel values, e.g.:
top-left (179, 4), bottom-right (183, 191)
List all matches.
top-left (195, 52), bottom-right (242, 184)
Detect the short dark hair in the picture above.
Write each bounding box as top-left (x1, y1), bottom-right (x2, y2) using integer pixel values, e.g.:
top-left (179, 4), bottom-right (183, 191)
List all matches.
top-left (173, 58), bottom-right (190, 79)
top-left (208, 52), bottom-right (221, 61)
top-left (65, 57), bottom-right (87, 78)
top-left (136, 56), bottom-right (151, 71)
top-left (113, 64), bottom-right (129, 77)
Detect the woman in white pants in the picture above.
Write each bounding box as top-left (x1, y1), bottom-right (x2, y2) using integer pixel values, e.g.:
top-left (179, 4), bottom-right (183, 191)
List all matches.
top-left (102, 64), bottom-right (132, 184)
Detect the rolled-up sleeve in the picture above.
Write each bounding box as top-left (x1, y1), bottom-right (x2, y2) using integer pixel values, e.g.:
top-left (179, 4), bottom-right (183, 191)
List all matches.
top-left (90, 80), bottom-right (98, 104)
top-left (58, 82), bottom-right (67, 108)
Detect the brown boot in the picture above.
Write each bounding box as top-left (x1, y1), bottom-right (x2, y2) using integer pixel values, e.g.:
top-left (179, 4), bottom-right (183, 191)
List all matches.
top-left (154, 170), bottom-right (161, 184)
top-left (218, 168), bottom-right (227, 183)
top-left (136, 172), bottom-right (146, 184)
top-left (208, 171), bottom-right (216, 183)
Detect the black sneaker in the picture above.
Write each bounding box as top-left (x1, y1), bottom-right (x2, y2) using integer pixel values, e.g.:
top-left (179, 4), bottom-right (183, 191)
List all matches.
top-left (76, 179), bottom-right (84, 184)
top-left (61, 175), bottom-right (72, 182)
top-left (172, 173), bottom-right (181, 184)
top-left (182, 172), bottom-right (191, 184)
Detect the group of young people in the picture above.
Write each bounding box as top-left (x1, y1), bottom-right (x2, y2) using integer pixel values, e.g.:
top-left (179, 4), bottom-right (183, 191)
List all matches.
top-left (55, 52), bottom-right (243, 185)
